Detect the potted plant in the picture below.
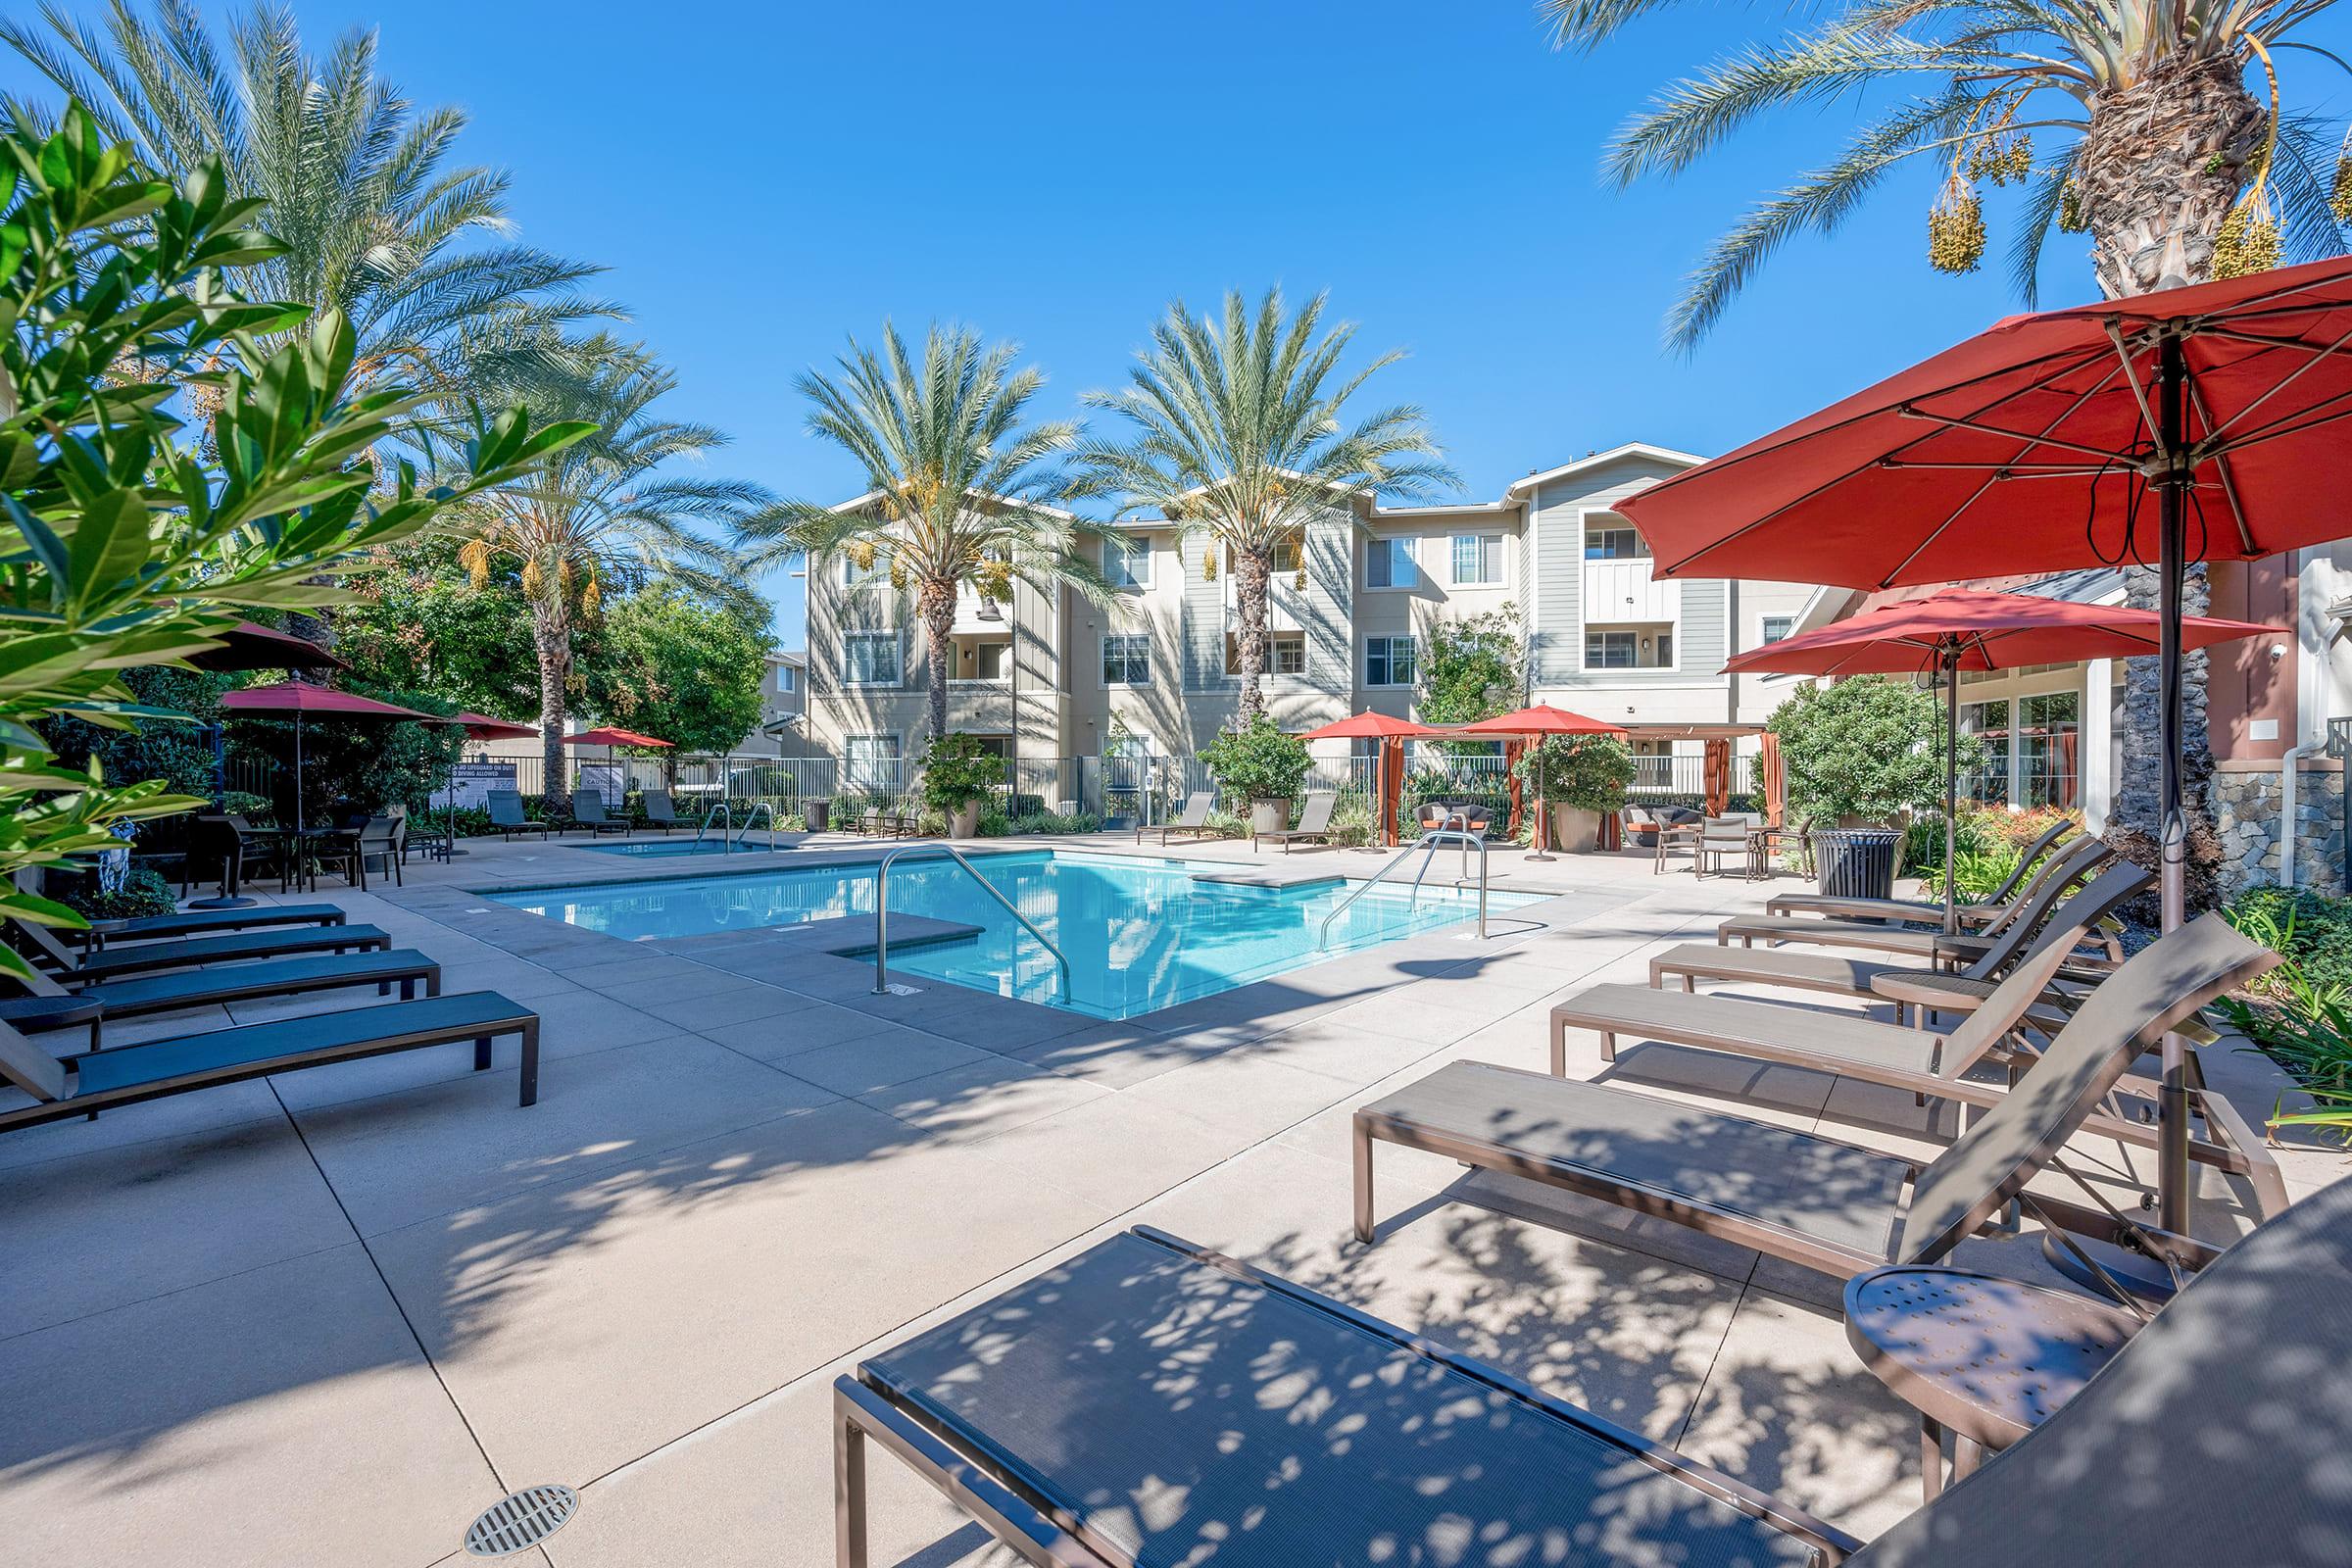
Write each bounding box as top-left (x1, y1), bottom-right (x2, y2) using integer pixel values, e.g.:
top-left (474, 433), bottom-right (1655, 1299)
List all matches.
top-left (921, 733), bottom-right (1005, 839)
top-left (1199, 715), bottom-right (1312, 836)
top-left (1513, 734), bottom-right (1635, 852)
top-left (1766, 675), bottom-right (1962, 896)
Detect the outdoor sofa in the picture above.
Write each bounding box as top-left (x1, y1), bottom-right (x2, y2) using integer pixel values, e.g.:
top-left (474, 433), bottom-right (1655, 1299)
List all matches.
top-left (0, 991), bottom-right (542, 1135)
top-left (1353, 911), bottom-right (2273, 1279)
top-left (836, 1147), bottom-right (2352, 1568)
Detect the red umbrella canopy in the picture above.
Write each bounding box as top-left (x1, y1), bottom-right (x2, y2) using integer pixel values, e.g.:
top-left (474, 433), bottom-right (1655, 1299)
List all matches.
top-left (425, 711), bottom-right (538, 741)
top-left (1621, 257), bottom-right (2352, 589)
top-left (183, 622), bottom-right (346, 673)
top-left (562, 727), bottom-right (672, 749)
top-left (219, 682), bottom-right (429, 720)
top-left (1722, 588), bottom-right (2278, 676)
top-left (1297, 711), bottom-right (1439, 741)
top-left (1458, 704), bottom-right (1628, 738)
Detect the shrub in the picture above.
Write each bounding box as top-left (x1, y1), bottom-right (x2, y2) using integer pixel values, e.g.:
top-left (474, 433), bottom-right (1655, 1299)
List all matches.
top-left (1202, 809), bottom-right (1251, 839)
top-left (2217, 888), bottom-right (2352, 1145)
top-left (1513, 734), bottom-right (1635, 812)
top-left (1006, 809), bottom-right (1101, 834)
top-left (1200, 716), bottom-right (1311, 803)
top-left (921, 733), bottom-right (1004, 812)
top-left (222, 791), bottom-right (275, 823)
top-left (60, 864), bottom-right (179, 921)
top-left (1327, 799), bottom-right (1377, 847)
top-left (1921, 847), bottom-right (2023, 903)
top-left (1768, 675), bottom-right (1972, 828)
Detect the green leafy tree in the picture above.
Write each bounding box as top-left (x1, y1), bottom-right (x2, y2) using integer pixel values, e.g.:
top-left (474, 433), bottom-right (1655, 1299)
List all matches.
top-left (1768, 676), bottom-right (1978, 827)
top-left (449, 336), bottom-right (767, 789)
top-left (1071, 288), bottom-right (1457, 721)
top-left (1417, 606), bottom-right (1524, 752)
top-left (745, 320), bottom-right (1109, 743)
top-left (584, 588), bottom-right (772, 785)
top-left (0, 106), bottom-right (589, 975)
top-left (336, 542), bottom-right (552, 719)
top-left (1199, 715), bottom-right (1313, 804)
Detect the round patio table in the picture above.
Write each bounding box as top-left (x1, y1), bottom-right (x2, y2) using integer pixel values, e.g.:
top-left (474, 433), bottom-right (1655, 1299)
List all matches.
top-left (1843, 1264), bottom-right (2137, 1504)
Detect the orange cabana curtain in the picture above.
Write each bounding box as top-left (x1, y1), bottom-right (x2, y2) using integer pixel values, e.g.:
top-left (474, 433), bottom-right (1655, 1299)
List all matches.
top-left (1760, 733), bottom-right (1786, 827)
top-left (1503, 739), bottom-right (1526, 840)
top-left (1703, 738), bottom-right (1732, 817)
top-left (1379, 737), bottom-right (1404, 846)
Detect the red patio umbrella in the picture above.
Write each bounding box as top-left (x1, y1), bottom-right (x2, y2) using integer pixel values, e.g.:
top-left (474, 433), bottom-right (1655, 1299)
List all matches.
top-left (1298, 711), bottom-right (1439, 848)
top-left (219, 683), bottom-right (430, 836)
top-left (183, 621), bottom-right (346, 673)
top-left (1725, 588), bottom-right (2277, 929)
top-left (1460, 705), bottom-right (1629, 861)
top-left (1619, 257), bottom-right (2352, 1228)
top-left (562, 726), bottom-right (673, 806)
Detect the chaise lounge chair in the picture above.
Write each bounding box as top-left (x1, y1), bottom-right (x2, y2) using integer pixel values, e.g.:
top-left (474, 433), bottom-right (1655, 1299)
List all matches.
top-left (1713, 834), bottom-right (2110, 956)
top-left (1, 948), bottom-right (444, 1052)
top-left (1763, 817), bottom-right (2079, 924)
top-left (642, 789), bottom-right (683, 833)
top-left (73, 901), bottom-right (346, 955)
top-left (1353, 910), bottom-right (2273, 1278)
top-left (1255, 790), bottom-right (1338, 853)
top-left (487, 789), bottom-right (556, 841)
top-left (566, 790), bottom-right (631, 836)
top-left (11, 915), bottom-right (392, 985)
top-left (0, 992), bottom-right (541, 1134)
top-left (1137, 790), bottom-right (1218, 846)
top-left (837, 1160), bottom-right (2352, 1568)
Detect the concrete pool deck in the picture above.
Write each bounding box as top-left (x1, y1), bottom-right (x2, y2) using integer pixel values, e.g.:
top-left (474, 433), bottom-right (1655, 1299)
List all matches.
top-left (0, 828), bottom-right (2338, 1566)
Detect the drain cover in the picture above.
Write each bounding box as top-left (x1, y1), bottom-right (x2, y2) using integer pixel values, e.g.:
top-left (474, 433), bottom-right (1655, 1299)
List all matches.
top-left (465, 1485), bottom-right (577, 1556)
top-left (879, 982), bottom-right (922, 996)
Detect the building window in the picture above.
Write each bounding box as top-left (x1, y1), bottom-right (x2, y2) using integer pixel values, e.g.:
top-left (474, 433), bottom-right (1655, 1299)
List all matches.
top-left (968, 640), bottom-right (1010, 681)
top-left (1365, 635), bottom-right (1416, 688)
top-left (1225, 632), bottom-right (1305, 676)
top-left (1106, 535), bottom-right (1150, 590)
top-left (843, 551), bottom-right (884, 586)
top-left (2020, 690), bottom-right (2081, 808)
top-left (1584, 523), bottom-right (1647, 561)
top-left (1366, 537), bottom-right (1417, 589)
top-left (1761, 615), bottom-right (1794, 645)
top-left (774, 665), bottom-right (798, 694)
top-left (1961, 698), bottom-right (2011, 804)
top-left (843, 632), bottom-right (901, 687)
top-left (1102, 633), bottom-right (1151, 686)
top-left (844, 733), bottom-right (902, 792)
top-left (1450, 534), bottom-right (1503, 585)
top-left (1585, 627), bottom-right (1674, 669)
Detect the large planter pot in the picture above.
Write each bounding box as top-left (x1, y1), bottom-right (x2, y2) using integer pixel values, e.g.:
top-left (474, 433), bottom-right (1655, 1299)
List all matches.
top-left (949, 800), bottom-right (983, 839)
top-left (1811, 826), bottom-right (1902, 897)
top-left (1547, 806), bottom-right (1602, 854)
top-left (1250, 798), bottom-right (1292, 835)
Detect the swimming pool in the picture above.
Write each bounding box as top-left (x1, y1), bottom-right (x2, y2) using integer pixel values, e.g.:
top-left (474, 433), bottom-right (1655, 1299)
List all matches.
top-left (582, 839), bottom-right (755, 858)
top-left (494, 850), bottom-right (1539, 1020)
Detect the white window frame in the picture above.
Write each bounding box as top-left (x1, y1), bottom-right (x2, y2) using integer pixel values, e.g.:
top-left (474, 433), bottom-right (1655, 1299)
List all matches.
top-left (843, 733), bottom-right (902, 793)
top-left (1450, 533), bottom-right (1504, 587)
top-left (1365, 634), bottom-right (1416, 688)
top-left (1102, 632), bottom-right (1151, 688)
top-left (1582, 521), bottom-right (1649, 562)
top-left (1583, 626), bottom-right (1676, 671)
top-left (1225, 630), bottom-right (1307, 679)
top-left (774, 664), bottom-right (797, 693)
top-left (1105, 534), bottom-right (1151, 590)
top-left (1365, 537), bottom-right (1417, 591)
top-left (843, 631), bottom-right (903, 688)
top-left (1759, 614), bottom-right (1795, 646)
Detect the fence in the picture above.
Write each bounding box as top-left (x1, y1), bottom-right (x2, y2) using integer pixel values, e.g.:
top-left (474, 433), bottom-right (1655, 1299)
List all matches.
top-left (1630, 754), bottom-right (1709, 795)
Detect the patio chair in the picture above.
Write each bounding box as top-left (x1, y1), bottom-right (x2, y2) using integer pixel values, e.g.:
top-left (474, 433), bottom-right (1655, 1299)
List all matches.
top-left (0, 991), bottom-right (542, 1135)
top-left (1256, 790), bottom-right (1338, 853)
top-left (1354, 910), bottom-right (2276, 1278)
top-left (9, 914), bottom-right (392, 985)
top-left (1137, 790), bottom-right (1218, 846)
top-left (1651, 808), bottom-right (1703, 874)
top-left (842, 1171), bottom-right (2352, 1568)
top-left (487, 789), bottom-right (556, 841)
top-left (3, 948), bottom-right (444, 1052)
top-left (642, 789), bottom-right (683, 833)
top-left (1648, 851), bottom-right (2138, 1018)
top-left (186, 812), bottom-right (301, 896)
top-left (1764, 818), bottom-right (2081, 924)
top-left (1694, 813), bottom-right (1766, 879)
top-left (566, 790), bottom-right (631, 836)
top-left (1716, 836), bottom-right (2113, 957)
top-left (309, 814), bottom-right (403, 891)
top-left (1548, 895), bottom-right (2287, 1216)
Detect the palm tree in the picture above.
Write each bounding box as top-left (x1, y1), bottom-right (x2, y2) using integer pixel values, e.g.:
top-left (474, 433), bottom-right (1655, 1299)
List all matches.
top-left (449, 337), bottom-right (769, 791)
top-left (1070, 287), bottom-right (1457, 722)
top-left (1541, 0), bottom-right (2350, 890)
top-left (743, 321), bottom-right (1108, 745)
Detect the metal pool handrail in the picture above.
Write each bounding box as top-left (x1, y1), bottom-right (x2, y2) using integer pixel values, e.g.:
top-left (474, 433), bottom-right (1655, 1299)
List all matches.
top-left (1318, 828), bottom-right (1489, 948)
top-left (734, 801), bottom-right (781, 851)
top-left (871, 844), bottom-right (1072, 1000)
top-left (695, 803), bottom-right (733, 848)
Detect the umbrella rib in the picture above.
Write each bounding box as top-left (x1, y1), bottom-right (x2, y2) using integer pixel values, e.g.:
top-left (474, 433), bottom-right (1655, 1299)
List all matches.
top-left (2199, 382), bottom-right (2352, 462)
top-left (1893, 407), bottom-right (2137, 462)
top-left (2189, 319), bottom-right (2352, 453)
top-left (2184, 378), bottom-right (2258, 557)
top-left (1876, 461), bottom-right (2115, 473)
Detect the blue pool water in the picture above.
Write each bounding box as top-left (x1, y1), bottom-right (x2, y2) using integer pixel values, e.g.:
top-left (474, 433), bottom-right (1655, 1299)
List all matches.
top-left (582, 840), bottom-right (748, 858)
top-left (494, 850), bottom-right (1538, 1020)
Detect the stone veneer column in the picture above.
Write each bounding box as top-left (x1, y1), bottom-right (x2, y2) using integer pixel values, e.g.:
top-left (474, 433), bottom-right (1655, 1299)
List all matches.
top-left (2210, 759), bottom-right (2348, 898)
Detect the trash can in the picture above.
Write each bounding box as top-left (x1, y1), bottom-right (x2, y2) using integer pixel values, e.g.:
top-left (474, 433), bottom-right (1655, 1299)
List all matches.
top-left (1810, 827), bottom-right (1902, 898)
top-left (804, 798), bottom-right (830, 833)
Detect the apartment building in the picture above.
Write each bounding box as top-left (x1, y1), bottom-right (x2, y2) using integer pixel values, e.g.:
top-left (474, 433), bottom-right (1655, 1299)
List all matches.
top-left (804, 444), bottom-right (1819, 788)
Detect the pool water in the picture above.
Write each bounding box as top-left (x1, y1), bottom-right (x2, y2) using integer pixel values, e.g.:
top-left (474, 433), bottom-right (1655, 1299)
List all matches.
top-left (494, 850), bottom-right (1538, 1020)
top-left (582, 839), bottom-right (755, 858)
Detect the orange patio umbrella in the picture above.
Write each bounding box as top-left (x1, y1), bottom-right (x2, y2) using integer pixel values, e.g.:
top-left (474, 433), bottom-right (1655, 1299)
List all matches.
top-left (1297, 711), bottom-right (1437, 847)
top-left (562, 726), bottom-right (673, 805)
top-left (1459, 705), bottom-right (1628, 862)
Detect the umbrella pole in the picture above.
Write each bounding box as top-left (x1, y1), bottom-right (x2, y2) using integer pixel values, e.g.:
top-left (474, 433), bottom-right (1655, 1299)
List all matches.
top-left (1943, 645), bottom-right (1960, 936)
top-left (294, 714), bottom-right (305, 837)
top-left (2155, 330), bottom-right (2192, 1233)
top-left (1526, 744), bottom-right (1555, 862)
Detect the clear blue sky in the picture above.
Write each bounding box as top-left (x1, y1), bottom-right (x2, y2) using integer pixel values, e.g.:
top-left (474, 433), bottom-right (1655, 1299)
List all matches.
top-left (10, 1), bottom-right (2350, 646)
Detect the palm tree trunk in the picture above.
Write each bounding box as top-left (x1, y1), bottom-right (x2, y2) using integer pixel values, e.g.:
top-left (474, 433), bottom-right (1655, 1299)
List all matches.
top-left (2081, 51), bottom-right (2263, 913)
top-left (532, 601), bottom-right (572, 802)
top-left (919, 575), bottom-right (957, 743)
top-left (1232, 547), bottom-right (1271, 722)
